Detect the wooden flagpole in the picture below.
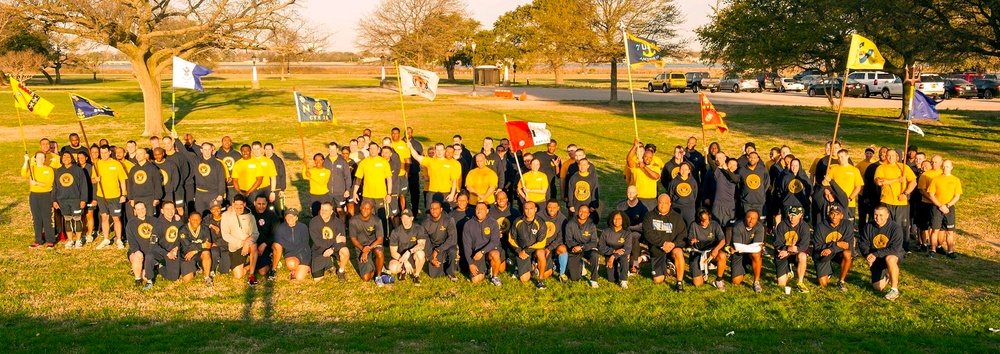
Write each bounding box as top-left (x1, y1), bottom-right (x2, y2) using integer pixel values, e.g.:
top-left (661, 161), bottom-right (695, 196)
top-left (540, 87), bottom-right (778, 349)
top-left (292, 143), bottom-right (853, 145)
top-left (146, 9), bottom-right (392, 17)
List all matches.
top-left (503, 114), bottom-right (527, 195)
top-left (171, 86), bottom-right (176, 133)
top-left (826, 69), bottom-right (851, 168)
top-left (294, 92), bottom-right (308, 167)
top-left (621, 28), bottom-right (640, 140)
top-left (395, 61), bottom-right (409, 133)
top-left (14, 102), bottom-right (34, 181)
top-left (70, 94), bottom-right (92, 147)
top-left (903, 66), bottom-right (919, 156)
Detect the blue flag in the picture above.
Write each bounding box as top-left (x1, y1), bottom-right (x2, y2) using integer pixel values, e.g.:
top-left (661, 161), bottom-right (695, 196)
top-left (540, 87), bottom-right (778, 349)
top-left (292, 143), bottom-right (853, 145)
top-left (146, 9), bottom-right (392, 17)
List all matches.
top-left (173, 56), bottom-right (212, 92)
top-left (294, 92), bottom-right (334, 123)
top-left (70, 93), bottom-right (115, 120)
top-left (911, 90), bottom-right (940, 121)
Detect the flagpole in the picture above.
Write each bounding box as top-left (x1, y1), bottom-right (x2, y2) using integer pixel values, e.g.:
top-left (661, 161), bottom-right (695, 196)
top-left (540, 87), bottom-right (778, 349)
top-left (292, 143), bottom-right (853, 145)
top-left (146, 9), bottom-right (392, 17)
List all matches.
top-left (503, 114), bottom-right (527, 194)
top-left (903, 67), bottom-right (915, 157)
top-left (294, 92), bottom-right (308, 167)
top-left (826, 69), bottom-right (850, 168)
top-left (394, 61), bottom-right (408, 133)
top-left (171, 86), bottom-right (176, 132)
top-left (70, 94), bottom-right (92, 147)
top-left (621, 29), bottom-right (640, 140)
top-left (14, 103), bottom-right (34, 181)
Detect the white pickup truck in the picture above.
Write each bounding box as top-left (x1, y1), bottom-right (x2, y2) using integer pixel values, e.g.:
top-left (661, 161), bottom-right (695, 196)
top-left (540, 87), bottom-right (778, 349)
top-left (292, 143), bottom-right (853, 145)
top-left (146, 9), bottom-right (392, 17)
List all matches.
top-left (879, 74), bottom-right (945, 100)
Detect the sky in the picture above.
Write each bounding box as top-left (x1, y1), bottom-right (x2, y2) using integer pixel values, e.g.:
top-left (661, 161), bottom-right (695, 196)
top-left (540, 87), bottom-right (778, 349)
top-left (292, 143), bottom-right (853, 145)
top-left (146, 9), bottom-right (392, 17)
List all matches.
top-left (302, 0), bottom-right (714, 53)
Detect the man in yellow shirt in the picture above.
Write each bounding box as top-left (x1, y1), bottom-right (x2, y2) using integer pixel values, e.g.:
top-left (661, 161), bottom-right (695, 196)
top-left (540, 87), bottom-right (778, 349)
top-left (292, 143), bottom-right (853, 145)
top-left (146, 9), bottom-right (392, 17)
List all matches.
top-left (466, 153), bottom-right (499, 205)
top-left (874, 149), bottom-right (917, 251)
top-left (91, 145), bottom-right (128, 250)
top-left (23, 152), bottom-right (55, 248)
top-left (855, 146), bottom-right (878, 226)
top-left (352, 143), bottom-right (393, 219)
top-left (390, 127), bottom-right (410, 176)
top-left (409, 141), bottom-right (460, 212)
top-left (927, 160), bottom-right (962, 259)
top-left (828, 149), bottom-right (864, 223)
top-left (627, 139), bottom-right (662, 211)
top-left (231, 145), bottom-right (263, 200)
top-left (251, 141), bottom-right (278, 206)
top-left (39, 138), bottom-right (61, 168)
top-left (519, 158), bottom-right (549, 203)
top-left (916, 155), bottom-right (943, 252)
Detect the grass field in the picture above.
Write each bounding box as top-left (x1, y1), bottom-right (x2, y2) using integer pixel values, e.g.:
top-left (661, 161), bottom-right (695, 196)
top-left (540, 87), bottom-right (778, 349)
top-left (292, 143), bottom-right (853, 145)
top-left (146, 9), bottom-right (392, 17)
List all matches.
top-left (1, 75), bottom-right (999, 353)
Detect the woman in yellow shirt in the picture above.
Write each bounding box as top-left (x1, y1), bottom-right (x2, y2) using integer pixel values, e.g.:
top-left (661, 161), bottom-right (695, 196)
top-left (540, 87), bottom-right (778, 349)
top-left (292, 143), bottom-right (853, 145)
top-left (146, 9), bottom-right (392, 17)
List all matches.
top-left (22, 151), bottom-right (56, 248)
top-left (304, 153), bottom-right (332, 216)
top-left (519, 158), bottom-right (549, 203)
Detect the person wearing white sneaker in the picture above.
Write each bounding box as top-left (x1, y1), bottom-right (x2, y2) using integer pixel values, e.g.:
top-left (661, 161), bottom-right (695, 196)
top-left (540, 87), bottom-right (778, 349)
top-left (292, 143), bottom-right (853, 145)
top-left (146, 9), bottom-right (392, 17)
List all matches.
top-left (178, 212), bottom-right (214, 284)
top-left (599, 211), bottom-right (634, 288)
top-left (565, 206), bottom-right (600, 286)
top-left (730, 211), bottom-right (766, 293)
top-left (510, 202), bottom-right (548, 288)
top-left (125, 201), bottom-right (158, 288)
top-left (860, 206), bottom-right (904, 301)
top-left (306, 204), bottom-right (349, 282)
top-left (462, 203), bottom-right (503, 285)
top-left (91, 145), bottom-right (128, 250)
top-left (774, 206), bottom-right (812, 294)
top-left (641, 194), bottom-right (688, 292)
top-left (812, 206), bottom-right (854, 292)
top-left (220, 195), bottom-right (260, 285)
top-left (272, 208), bottom-right (313, 281)
top-left (687, 209), bottom-right (727, 290)
top-left (423, 201), bottom-right (459, 281)
top-left (388, 210), bottom-right (427, 285)
top-left (53, 152), bottom-right (89, 249)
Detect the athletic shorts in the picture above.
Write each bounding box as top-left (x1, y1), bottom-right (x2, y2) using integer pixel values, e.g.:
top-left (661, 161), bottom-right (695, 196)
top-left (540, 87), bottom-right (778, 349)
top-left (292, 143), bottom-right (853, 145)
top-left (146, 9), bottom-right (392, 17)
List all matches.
top-left (255, 246), bottom-right (273, 272)
top-left (729, 252), bottom-right (755, 277)
top-left (712, 205), bottom-right (736, 226)
top-left (774, 252), bottom-right (803, 278)
top-left (870, 254), bottom-right (903, 283)
top-left (168, 191), bottom-right (185, 207)
top-left (97, 197), bottom-right (122, 217)
top-left (330, 192), bottom-right (348, 209)
top-left (930, 206), bottom-right (956, 231)
top-left (812, 250), bottom-right (846, 278)
top-left (58, 199), bottom-right (84, 218)
top-left (229, 250), bottom-right (249, 270)
top-left (650, 253), bottom-right (669, 278)
top-left (386, 195), bottom-right (401, 217)
top-left (468, 255), bottom-right (488, 277)
top-left (356, 245), bottom-right (381, 276)
top-left (885, 204), bottom-right (910, 228)
top-left (514, 249), bottom-right (540, 277)
top-left (284, 246), bottom-right (312, 266)
top-left (638, 198), bottom-right (656, 213)
top-left (689, 244), bottom-right (720, 278)
top-left (179, 258), bottom-right (197, 277)
top-left (740, 203), bottom-right (765, 221)
top-left (161, 258), bottom-right (181, 281)
top-left (311, 254), bottom-right (335, 279)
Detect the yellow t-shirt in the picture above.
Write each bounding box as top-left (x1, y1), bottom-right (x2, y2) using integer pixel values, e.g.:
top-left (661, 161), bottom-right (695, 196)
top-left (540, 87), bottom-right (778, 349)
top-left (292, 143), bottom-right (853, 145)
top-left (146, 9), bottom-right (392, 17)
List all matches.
top-left (44, 152), bottom-right (60, 169)
top-left (874, 162), bottom-right (916, 206)
top-left (917, 169), bottom-right (942, 203)
top-left (855, 157), bottom-right (876, 177)
top-left (927, 175), bottom-right (962, 205)
top-left (355, 156), bottom-right (392, 199)
top-left (255, 156), bottom-right (278, 188)
top-left (425, 158), bottom-right (460, 193)
top-left (304, 167), bottom-right (331, 196)
top-left (117, 159), bottom-right (135, 174)
top-left (92, 159), bottom-right (127, 198)
top-left (231, 158), bottom-right (263, 191)
top-left (466, 167), bottom-right (498, 204)
top-left (390, 140), bottom-right (411, 163)
top-left (22, 165), bottom-right (54, 193)
top-left (631, 157), bottom-right (662, 200)
top-left (828, 164), bottom-right (864, 207)
top-left (521, 170), bottom-right (549, 203)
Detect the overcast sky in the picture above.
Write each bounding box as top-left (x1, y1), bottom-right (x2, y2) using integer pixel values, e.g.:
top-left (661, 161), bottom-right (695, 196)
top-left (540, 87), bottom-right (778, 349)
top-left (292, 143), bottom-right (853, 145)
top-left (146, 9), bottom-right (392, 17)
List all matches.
top-left (302, 0), bottom-right (714, 53)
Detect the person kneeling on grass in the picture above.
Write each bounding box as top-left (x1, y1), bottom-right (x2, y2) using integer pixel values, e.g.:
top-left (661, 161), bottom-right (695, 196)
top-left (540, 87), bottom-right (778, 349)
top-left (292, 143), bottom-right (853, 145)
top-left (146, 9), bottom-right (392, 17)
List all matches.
top-left (350, 200), bottom-right (385, 283)
top-left (462, 202), bottom-right (503, 286)
top-left (510, 201), bottom-right (549, 290)
top-left (565, 205), bottom-right (600, 288)
top-left (221, 194), bottom-right (260, 286)
top-left (126, 201), bottom-right (158, 288)
top-left (178, 212), bottom-right (214, 285)
top-left (860, 206), bottom-right (904, 301)
top-left (271, 208), bottom-right (312, 281)
top-left (423, 201), bottom-right (459, 282)
top-left (812, 205), bottom-right (854, 292)
top-left (388, 210), bottom-right (428, 285)
top-left (641, 194), bottom-right (688, 292)
top-left (687, 209), bottom-right (728, 292)
top-left (142, 202), bottom-right (185, 289)
top-left (730, 210), bottom-right (766, 293)
top-left (773, 206), bottom-right (812, 294)
top-left (599, 211), bottom-right (634, 289)
top-left (308, 203), bottom-right (350, 282)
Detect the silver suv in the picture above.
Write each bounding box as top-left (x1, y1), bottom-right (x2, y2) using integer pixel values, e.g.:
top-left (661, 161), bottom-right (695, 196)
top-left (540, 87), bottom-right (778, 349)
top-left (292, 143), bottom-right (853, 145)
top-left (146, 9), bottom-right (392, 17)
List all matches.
top-left (847, 71), bottom-right (897, 98)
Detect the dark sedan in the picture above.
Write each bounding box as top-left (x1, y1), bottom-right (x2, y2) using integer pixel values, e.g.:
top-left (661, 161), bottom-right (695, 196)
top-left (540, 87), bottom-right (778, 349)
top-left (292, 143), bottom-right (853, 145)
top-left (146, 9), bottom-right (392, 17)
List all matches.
top-left (807, 78), bottom-right (865, 98)
top-left (973, 79), bottom-right (999, 99)
top-left (943, 79), bottom-right (977, 100)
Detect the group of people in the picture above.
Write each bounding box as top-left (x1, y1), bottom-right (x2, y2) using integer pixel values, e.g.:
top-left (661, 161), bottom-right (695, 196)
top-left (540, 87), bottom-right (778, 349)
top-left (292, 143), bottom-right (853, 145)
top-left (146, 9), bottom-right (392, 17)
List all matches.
top-left (20, 127), bottom-right (962, 299)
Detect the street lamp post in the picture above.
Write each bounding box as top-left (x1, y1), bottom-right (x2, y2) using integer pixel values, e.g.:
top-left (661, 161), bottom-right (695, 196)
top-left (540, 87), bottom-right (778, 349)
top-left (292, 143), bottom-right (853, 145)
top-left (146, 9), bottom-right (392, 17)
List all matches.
top-left (471, 42), bottom-right (477, 97)
top-left (251, 54), bottom-right (260, 89)
top-left (380, 55), bottom-right (387, 88)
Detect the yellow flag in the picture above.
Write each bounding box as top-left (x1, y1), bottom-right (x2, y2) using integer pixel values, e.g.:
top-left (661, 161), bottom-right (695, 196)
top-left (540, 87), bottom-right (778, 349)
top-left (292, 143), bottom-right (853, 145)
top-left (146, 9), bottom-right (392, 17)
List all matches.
top-left (11, 77), bottom-right (54, 118)
top-left (847, 34), bottom-right (885, 70)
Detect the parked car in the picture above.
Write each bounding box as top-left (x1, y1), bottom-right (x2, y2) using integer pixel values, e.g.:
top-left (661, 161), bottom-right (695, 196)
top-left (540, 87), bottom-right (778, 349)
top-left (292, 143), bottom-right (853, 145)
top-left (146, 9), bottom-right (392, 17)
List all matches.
top-left (755, 72), bottom-right (781, 91)
top-left (916, 74), bottom-right (946, 98)
top-left (793, 68), bottom-right (822, 81)
top-left (647, 72), bottom-right (688, 93)
top-left (684, 71), bottom-right (720, 93)
top-left (806, 78), bottom-right (865, 98)
top-left (973, 78), bottom-right (999, 99)
top-left (984, 73), bottom-right (998, 80)
top-left (942, 79), bottom-right (977, 100)
top-left (799, 74), bottom-right (823, 88)
top-left (880, 76), bottom-right (904, 99)
top-left (778, 78), bottom-right (804, 92)
top-left (719, 74), bottom-right (760, 93)
top-left (847, 71), bottom-right (897, 98)
top-left (949, 73), bottom-right (983, 82)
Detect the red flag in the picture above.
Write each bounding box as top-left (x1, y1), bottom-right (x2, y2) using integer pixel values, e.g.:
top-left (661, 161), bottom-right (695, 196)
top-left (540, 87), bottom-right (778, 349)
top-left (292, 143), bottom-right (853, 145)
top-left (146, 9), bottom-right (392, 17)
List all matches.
top-left (700, 93), bottom-right (729, 134)
top-left (506, 121), bottom-right (534, 152)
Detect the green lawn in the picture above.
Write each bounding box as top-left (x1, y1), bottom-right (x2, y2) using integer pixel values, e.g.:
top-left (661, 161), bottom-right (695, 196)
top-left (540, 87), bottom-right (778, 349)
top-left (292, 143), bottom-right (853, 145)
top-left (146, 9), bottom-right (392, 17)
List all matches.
top-left (1, 76), bottom-right (998, 353)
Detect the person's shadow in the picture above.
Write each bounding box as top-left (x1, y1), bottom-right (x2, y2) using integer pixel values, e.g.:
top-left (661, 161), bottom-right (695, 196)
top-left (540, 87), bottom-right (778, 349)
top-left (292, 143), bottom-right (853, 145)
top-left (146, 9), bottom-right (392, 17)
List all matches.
top-left (242, 270), bottom-right (275, 322)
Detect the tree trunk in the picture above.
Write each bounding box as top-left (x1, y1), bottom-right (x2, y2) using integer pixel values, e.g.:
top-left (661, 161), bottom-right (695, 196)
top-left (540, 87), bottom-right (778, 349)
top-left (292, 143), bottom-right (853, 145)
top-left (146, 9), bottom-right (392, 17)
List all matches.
top-left (554, 64), bottom-right (564, 85)
top-left (92, 72), bottom-right (97, 81)
top-left (40, 69), bottom-right (53, 84)
top-left (54, 65), bottom-right (62, 84)
top-left (609, 60), bottom-right (618, 104)
top-left (900, 81), bottom-right (911, 121)
top-left (132, 59), bottom-right (166, 136)
top-left (445, 63), bottom-right (455, 80)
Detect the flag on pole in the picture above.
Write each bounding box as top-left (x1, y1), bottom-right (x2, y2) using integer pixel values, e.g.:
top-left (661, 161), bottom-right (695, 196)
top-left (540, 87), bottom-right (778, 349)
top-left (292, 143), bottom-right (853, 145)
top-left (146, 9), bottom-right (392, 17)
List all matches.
top-left (908, 123), bottom-right (925, 137)
top-left (398, 65), bottom-right (439, 101)
top-left (70, 93), bottom-right (115, 120)
top-left (910, 90), bottom-right (941, 121)
top-left (699, 93), bottom-right (729, 134)
top-left (11, 77), bottom-right (54, 118)
top-left (172, 56), bottom-right (213, 92)
top-left (505, 121), bottom-right (552, 152)
top-left (846, 34), bottom-right (885, 70)
top-left (625, 33), bottom-right (663, 68)
top-left (294, 92), bottom-right (335, 123)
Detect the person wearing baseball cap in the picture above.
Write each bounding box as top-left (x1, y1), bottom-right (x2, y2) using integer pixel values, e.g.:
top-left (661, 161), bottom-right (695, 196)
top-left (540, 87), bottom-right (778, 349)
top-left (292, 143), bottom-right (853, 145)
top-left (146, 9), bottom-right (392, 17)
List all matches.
top-left (859, 206), bottom-right (904, 300)
top-left (270, 208), bottom-right (312, 281)
top-left (773, 205), bottom-right (812, 294)
top-left (388, 209), bottom-right (428, 285)
top-left (811, 205), bottom-right (854, 292)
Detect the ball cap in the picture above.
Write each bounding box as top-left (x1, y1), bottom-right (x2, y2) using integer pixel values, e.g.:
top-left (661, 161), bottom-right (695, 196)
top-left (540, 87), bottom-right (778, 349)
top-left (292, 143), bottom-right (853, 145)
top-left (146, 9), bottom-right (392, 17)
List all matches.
top-left (788, 206), bottom-right (804, 216)
top-left (828, 205), bottom-right (844, 215)
top-left (400, 209), bottom-right (413, 218)
top-left (284, 208), bottom-right (299, 216)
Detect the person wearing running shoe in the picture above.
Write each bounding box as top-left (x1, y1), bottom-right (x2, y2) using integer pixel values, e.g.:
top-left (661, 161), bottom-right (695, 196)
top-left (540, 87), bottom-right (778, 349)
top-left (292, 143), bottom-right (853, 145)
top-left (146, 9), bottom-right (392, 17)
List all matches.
top-left (463, 202), bottom-right (503, 286)
top-left (859, 206), bottom-right (904, 300)
top-left (614, 186), bottom-right (648, 275)
top-left (204, 202), bottom-right (230, 274)
top-left (600, 211), bottom-right (634, 289)
top-left (271, 208), bottom-right (313, 281)
top-left (687, 209), bottom-right (727, 291)
top-left (642, 194), bottom-right (688, 291)
top-left (125, 201), bottom-right (159, 289)
top-left (773, 206), bottom-right (812, 294)
top-left (510, 201), bottom-right (549, 289)
top-left (730, 210), bottom-right (766, 293)
top-left (126, 148), bottom-right (162, 219)
top-left (927, 160), bottom-right (962, 259)
top-left (539, 199), bottom-right (569, 282)
top-left (141, 202), bottom-right (184, 288)
top-left (53, 151), bottom-right (89, 249)
top-left (220, 194), bottom-right (260, 285)
top-left (178, 212), bottom-right (214, 285)
top-left (308, 202), bottom-right (350, 282)
top-left (564, 205), bottom-right (600, 287)
top-left (812, 206), bottom-right (853, 291)
top-left (91, 145), bottom-right (128, 250)
top-left (423, 201), bottom-right (459, 281)
top-left (350, 200), bottom-right (385, 283)
top-left (251, 195), bottom-right (280, 280)
top-left (387, 209), bottom-right (427, 285)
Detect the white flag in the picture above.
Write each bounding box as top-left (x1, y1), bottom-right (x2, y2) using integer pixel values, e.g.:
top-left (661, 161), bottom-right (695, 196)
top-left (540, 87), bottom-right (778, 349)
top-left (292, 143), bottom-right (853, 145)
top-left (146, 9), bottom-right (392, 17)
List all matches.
top-left (172, 56), bottom-right (212, 92)
top-left (908, 122), bottom-right (925, 137)
top-left (398, 65), bottom-right (439, 101)
top-left (528, 122), bottom-right (551, 146)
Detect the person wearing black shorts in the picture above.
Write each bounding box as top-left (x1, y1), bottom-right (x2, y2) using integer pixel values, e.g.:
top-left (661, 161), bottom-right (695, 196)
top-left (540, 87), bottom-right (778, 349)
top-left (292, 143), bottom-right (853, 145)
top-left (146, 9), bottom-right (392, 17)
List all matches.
top-left (927, 160), bottom-right (962, 259)
top-left (687, 209), bottom-right (727, 291)
top-left (564, 205), bottom-right (600, 288)
top-left (178, 212), bottom-right (214, 285)
top-left (462, 202), bottom-right (503, 286)
top-left (251, 195), bottom-right (280, 280)
top-left (53, 151), bottom-right (89, 249)
top-left (730, 210), bottom-right (766, 293)
top-left (142, 202), bottom-right (184, 288)
top-left (204, 202), bottom-right (230, 275)
top-left (271, 208), bottom-right (313, 281)
top-left (220, 195), bottom-right (260, 286)
top-left (307, 203), bottom-right (350, 282)
top-left (539, 199), bottom-right (569, 281)
top-left (738, 152), bottom-right (770, 223)
top-left (600, 210), bottom-right (634, 289)
top-left (126, 148), bottom-right (163, 219)
top-left (773, 206), bottom-right (811, 294)
top-left (812, 206), bottom-right (854, 292)
top-left (324, 142), bottom-right (354, 222)
top-left (510, 201), bottom-right (548, 289)
top-left (350, 200), bottom-right (385, 283)
top-left (423, 201), bottom-right (459, 281)
top-left (615, 185), bottom-right (648, 274)
top-left (710, 155), bottom-right (740, 247)
top-left (860, 206), bottom-right (904, 301)
top-left (641, 194), bottom-right (688, 292)
top-left (387, 210), bottom-right (427, 285)
top-left (125, 201), bottom-right (158, 288)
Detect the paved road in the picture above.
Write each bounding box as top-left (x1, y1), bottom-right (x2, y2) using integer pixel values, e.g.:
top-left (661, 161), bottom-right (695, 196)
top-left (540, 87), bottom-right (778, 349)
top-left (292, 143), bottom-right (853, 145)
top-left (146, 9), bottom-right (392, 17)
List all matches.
top-left (438, 86), bottom-right (1000, 111)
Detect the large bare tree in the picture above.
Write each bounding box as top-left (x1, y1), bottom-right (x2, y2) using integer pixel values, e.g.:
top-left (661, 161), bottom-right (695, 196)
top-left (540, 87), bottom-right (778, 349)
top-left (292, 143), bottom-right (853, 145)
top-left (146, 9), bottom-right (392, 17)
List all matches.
top-left (264, 18), bottom-right (330, 80)
top-left (355, 0), bottom-right (479, 69)
top-left (17, 0), bottom-right (295, 136)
